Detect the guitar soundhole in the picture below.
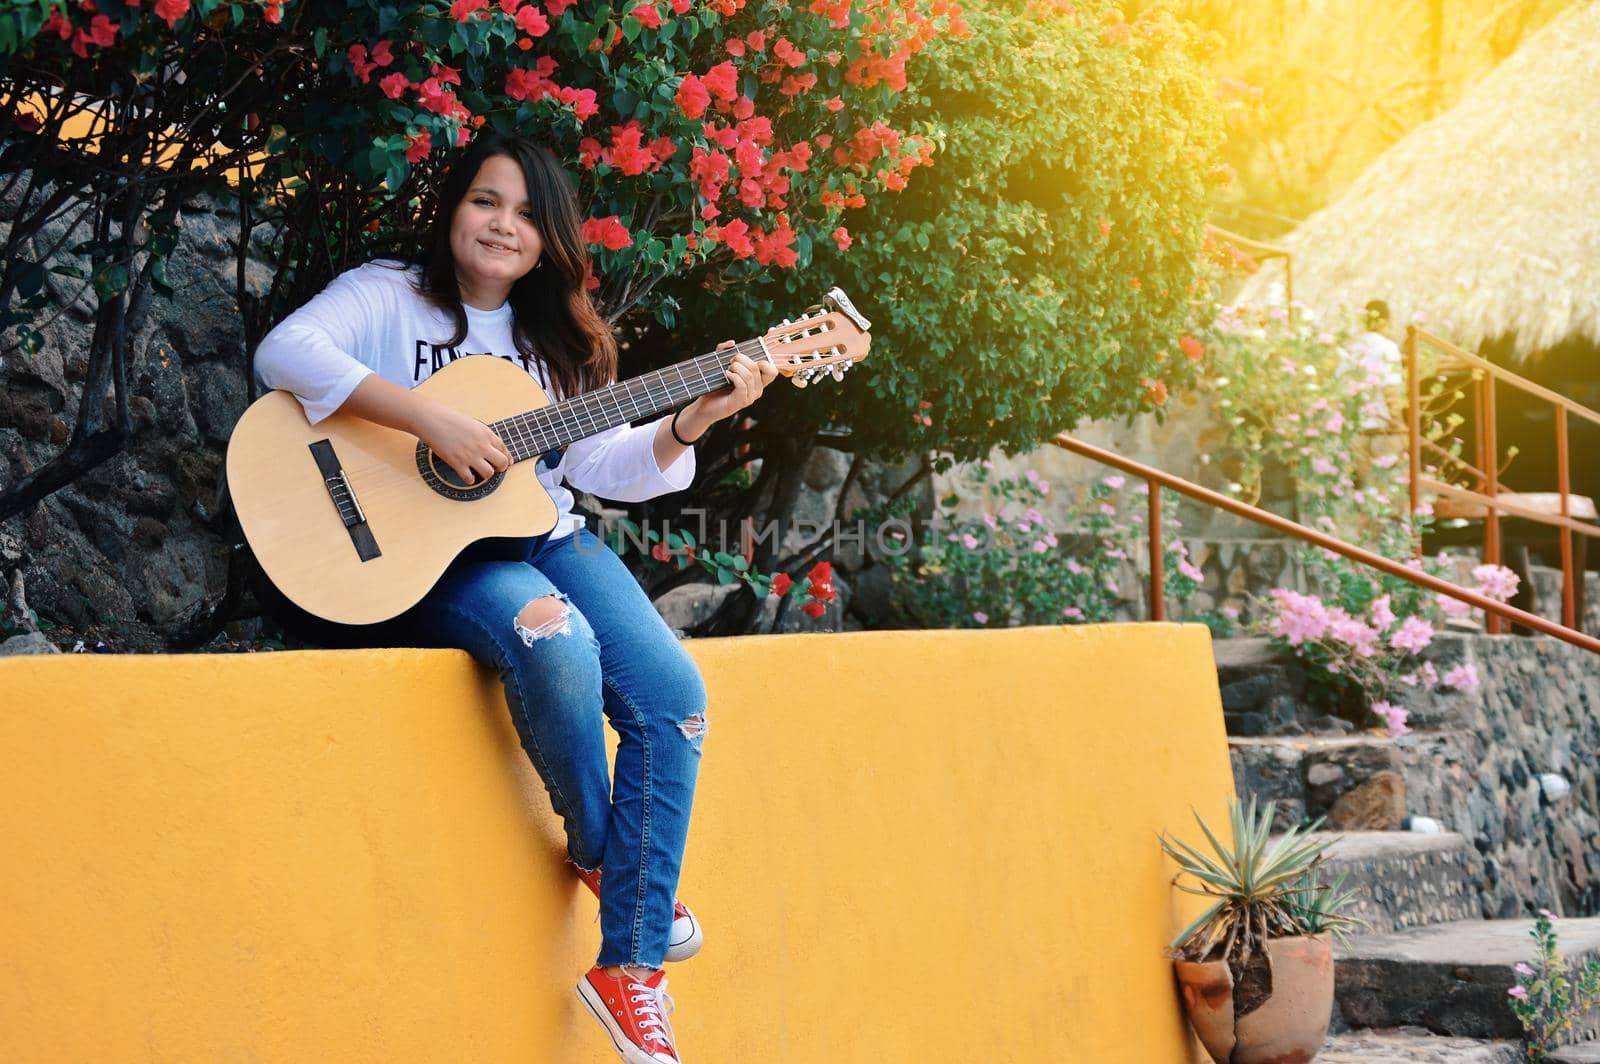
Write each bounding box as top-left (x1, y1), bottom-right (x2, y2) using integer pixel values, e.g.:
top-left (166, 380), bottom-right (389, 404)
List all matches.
top-left (415, 442), bottom-right (504, 501)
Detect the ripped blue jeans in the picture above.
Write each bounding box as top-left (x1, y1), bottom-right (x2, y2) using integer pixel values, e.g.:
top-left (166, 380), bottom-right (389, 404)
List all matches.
top-left (332, 529), bottom-right (707, 969)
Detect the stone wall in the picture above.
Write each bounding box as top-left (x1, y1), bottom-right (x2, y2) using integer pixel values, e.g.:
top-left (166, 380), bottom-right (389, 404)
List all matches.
top-left (1, 193), bottom-right (262, 634)
top-left (1226, 632), bottom-right (1600, 920)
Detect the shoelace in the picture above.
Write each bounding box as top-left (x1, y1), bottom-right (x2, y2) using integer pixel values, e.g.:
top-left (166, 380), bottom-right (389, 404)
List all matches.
top-left (627, 979), bottom-right (676, 1047)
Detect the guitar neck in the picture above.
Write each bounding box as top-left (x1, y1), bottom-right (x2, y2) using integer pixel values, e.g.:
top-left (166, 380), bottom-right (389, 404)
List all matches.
top-left (490, 337), bottom-right (765, 462)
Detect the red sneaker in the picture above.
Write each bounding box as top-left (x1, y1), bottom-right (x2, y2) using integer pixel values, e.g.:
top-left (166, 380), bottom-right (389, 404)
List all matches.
top-left (577, 965), bottom-right (682, 1064)
top-left (574, 865), bottom-right (704, 963)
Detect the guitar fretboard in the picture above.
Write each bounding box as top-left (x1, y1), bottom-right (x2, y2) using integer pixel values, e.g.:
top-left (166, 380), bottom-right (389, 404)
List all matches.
top-left (490, 337), bottom-right (768, 462)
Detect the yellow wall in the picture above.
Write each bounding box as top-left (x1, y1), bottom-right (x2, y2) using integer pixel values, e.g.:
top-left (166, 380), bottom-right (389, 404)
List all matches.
top-left (0, 624), bottom-right (1233, 1063)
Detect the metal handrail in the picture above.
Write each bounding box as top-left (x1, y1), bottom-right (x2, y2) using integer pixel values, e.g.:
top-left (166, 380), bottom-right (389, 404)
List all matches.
top-left (1048, 432), bottom-right (1600, 656)
top-left (1206, 224), bottom-right (1293, 313)
top-left (1405, 326), bottom-right (1598, 633)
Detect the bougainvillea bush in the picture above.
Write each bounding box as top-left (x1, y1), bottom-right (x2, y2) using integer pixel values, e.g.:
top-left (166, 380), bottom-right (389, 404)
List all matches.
top-left (1, 0), bottom-right (960, 627)
top-left (883, 462), bottom-right (1201, 629)
top-left (1197, 293), bottom-right (1515, 732)
top-left (666, 0), bottom-right (1227, 466)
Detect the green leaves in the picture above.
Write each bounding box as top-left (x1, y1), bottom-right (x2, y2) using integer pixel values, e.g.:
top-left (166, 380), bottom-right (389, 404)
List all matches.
top-left (1159, 798), bottom-right (1349, 965)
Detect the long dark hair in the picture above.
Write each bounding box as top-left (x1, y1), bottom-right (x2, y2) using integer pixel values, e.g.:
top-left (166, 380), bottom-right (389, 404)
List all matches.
top-left (414, 132), bottom-right (616, 397)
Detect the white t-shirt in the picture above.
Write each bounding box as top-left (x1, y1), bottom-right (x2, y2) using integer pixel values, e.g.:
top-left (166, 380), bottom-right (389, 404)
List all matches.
top-left (254, 261), bottom-right (693, 537)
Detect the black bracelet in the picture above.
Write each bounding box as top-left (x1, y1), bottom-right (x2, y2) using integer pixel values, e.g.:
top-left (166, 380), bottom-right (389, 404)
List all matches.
top-left (670, 407), bottom-right (700, 447)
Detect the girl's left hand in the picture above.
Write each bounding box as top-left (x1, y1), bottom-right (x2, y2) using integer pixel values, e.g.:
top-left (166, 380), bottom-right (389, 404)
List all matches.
top-left (682, 342), bottom-right (778, 431)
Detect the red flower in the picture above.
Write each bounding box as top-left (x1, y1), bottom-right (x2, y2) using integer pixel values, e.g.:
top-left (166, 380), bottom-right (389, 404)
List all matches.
top-left (651, 542), bottom-right (672, 563)
top-left (582, 215), bottom-right (633, 251)
top-left (516, 4), bottom-right (549, 35)
top-left (806, 561), bottom-right (836, 601)
top-left (1179, 335), bottom-right (1205, 361)
top-left (405, 130), bottom-right (432, 164)
top-left (770, 572), bottom-right (793, 597)
top-left (831, 226), bottom-right (852, 252)
top-left (450, 0), bottom-right (489, 20)
top-left (800, 601), bottom-right (827, 619)
top-left (348, 44), bottom-right (377, 82)
top-left (379, 72), bottom-right (410, 99)
top-left (773, 37), bottom-right (806, 67)
top-left (153, 0), bottom-right (189, 28)
top-left (675, 75), bottom-right (711, 119)
top-left (629, 2), bottom-right (663, 28)
top-left (1097, 216), bottom-right (1113, 239)
top-left (703, 61), bottom-right (738, 103)
top-left (547, 0), bottom-right (575, 14)
top-left (1142, 378), bottom-right (1169, 406)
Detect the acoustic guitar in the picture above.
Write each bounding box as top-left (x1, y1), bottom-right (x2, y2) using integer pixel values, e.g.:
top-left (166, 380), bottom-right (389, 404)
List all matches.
top-left (227, 288), bottom-right (871, 625)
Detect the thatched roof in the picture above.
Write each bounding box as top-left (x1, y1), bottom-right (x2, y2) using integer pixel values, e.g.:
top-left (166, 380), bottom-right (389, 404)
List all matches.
top-left (1234, 1), bottom-right (1600, 361)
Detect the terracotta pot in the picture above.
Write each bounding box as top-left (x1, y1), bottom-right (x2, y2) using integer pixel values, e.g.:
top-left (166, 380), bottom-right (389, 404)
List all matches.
top-left (1174, 933), bottom-right (1333, 1064)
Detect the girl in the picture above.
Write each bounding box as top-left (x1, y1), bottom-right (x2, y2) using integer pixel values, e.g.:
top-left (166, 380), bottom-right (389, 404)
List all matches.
top-left (254, 131), bottom-right (775, 1064)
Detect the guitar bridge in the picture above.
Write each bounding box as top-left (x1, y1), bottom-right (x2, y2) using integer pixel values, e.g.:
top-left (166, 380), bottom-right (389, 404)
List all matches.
top-left (308, 439), bottom-right (382, 562)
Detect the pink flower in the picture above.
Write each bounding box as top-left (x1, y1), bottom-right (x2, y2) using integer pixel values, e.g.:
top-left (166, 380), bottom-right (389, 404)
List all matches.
top-left (1390, 616), bottom-right (1435, 655)
top-left (961, 533), bottom-right (979, 550)
top-left (1438, 593), bottom-right (1474, 620)
top-left (972, 611), bottom-right (988, 625)
top-left (1473, 563), bottom-right (1520, 602)
top-left (1328, 611), bottom-right (1379, 657)
top-left (1268, 588), bottom-right (1330, 647)
top-left (1514, 962), bottom-right (1534, 976)
top-left (1373, 700), bottom-right (1410, 737)
top-left (1508, 986), bottom-right (1529, 1001)
top-left (1373, 454), bottom-right (1399, 469)
top-left (1025, 508), bottom-right (1043, 524)
top-left (1325, 413), bottom-right (1345, 433)
top-left (1062, 606), bottom-right (1083, 620)
top-left (1102, 475), bottom-right (1126, 490)
top-left (1179, 559), bottom-right (1205, 582)
top-left (981, 512), bottom-right (998, 530)
top-left (1369, 595), bottom-right (1396, 632)
top-left (1443, 663), bottom-right (1479, 691)
top-left (1311, 457), bottom-right (1336, 476)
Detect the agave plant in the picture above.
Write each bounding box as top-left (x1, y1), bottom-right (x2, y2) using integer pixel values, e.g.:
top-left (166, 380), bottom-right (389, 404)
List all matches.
top-left (1282, 870), bottom-right (1367, 943)
top-left (1160, 797), bottom-right (1344, 966)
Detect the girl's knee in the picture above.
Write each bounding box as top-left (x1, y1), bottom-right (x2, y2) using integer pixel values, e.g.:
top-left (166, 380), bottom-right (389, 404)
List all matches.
top-left (514, 594), bottom-right (578, 645)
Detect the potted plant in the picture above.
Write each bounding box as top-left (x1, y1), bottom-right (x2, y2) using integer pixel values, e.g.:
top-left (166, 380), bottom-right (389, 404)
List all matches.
top-left (1161, 798), bottom-right (1362, 1064)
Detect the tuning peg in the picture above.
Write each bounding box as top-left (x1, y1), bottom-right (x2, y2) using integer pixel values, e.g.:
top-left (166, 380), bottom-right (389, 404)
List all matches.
top-left (792, 374), bottom-right (809, 389)
top-left (830, 365), bottom-right (846, 382)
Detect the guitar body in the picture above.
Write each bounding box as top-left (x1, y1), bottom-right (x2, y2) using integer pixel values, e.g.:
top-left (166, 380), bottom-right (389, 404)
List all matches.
top-left (227, 355), bottom-right (559, 626)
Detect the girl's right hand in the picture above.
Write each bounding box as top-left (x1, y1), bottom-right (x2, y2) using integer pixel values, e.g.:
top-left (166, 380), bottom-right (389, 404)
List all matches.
top-left (415, 401), bottom-right (513, 485)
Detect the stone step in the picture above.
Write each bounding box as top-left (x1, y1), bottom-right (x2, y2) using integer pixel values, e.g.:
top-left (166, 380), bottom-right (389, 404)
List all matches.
top-left (1551, 1042), bottom-right (1600, 1064)
top-left (1336, 918), bottom-right (1600, 1041)
top-left (1312, 831), bottom-right (1485, 935)
top-left (1319, 1027), bottom-right (1521, 1063)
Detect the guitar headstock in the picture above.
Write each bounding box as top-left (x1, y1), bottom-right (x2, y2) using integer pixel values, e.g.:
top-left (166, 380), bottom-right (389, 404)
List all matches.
top-left (760, 288), bottom-right (872, 388)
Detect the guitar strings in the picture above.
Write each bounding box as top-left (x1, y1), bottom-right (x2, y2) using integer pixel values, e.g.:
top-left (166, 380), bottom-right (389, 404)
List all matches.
top-left (489, 337), bottom-right (767, 463)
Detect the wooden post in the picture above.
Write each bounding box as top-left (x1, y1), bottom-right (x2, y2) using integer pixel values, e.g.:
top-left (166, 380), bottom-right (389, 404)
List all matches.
top-left (1148, 483), bottom-right (1165, 622)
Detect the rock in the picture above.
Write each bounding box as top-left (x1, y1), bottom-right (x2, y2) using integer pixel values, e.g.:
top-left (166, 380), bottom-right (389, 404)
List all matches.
top-left (847, 563), bottom-right (894, 627)
top-left (1303, 743), bottom-right (1403, 817)
top-left (0, 632), bottom-right (59, 655)
top-left (1220, 673), bottom-right (1272, 712)
top-left (651, 582), bottom-right (738, 634)
top-left (1224, 711), bottom-right (1271, 737)
top-left (801, 446), bottom-right (852, 493)
top-left (1229, 740), bottom-right (1306, 828)
top-left (1327, 770), bottom-right (1406, 830)
top-left (1310, 714), bottom-right (1356, 735)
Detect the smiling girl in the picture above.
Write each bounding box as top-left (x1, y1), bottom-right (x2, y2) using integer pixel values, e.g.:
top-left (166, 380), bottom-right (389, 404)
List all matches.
top-left (254, 132), bottom-right (775, 1064)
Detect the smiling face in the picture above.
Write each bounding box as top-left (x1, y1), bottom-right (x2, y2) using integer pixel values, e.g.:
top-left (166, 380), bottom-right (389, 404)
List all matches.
top-left (449, 153), bottom-right (545, 309)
